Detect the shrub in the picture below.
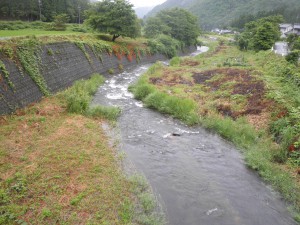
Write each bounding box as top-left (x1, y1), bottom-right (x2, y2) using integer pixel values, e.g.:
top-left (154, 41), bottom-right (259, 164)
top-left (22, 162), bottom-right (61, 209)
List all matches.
top-left (286, 50), bottom-right (300, 65)
top-left (50, 14), bottom-right (69, 31)
top-left (130, 83), bottom-right (155, 100)
top-left (147, 35), bottom-right (182, 58)
top-left (169, 56), bottom-right (181, 66)
top-left (64, 74), bottom-right (104, 114)
top-left (86, 105), bottom-right (121, 120)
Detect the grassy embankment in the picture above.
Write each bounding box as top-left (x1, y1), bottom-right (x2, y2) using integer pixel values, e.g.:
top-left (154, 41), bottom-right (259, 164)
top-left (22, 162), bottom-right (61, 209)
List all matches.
top-left (129, 36), bottom-right (300, 220)
top-left (0, 74), bottom-right (164, 224)
top-left (0, 21), bottom-right (88, 37)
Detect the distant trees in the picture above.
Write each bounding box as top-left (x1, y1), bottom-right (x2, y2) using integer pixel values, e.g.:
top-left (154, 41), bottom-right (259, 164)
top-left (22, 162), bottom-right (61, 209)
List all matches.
top-left (231, 7), bottom-right (300, 29)
top-left (236, 15), bottom-right (282, 51)
top-left (0, 0), bottom-right (90, 23)
top-left (144, 8), bottom-right (200, 46)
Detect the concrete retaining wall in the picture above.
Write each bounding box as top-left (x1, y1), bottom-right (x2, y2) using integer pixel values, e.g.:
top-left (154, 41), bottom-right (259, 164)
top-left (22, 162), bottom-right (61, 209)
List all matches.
top-left (0, 42), bottom-right (196, 115)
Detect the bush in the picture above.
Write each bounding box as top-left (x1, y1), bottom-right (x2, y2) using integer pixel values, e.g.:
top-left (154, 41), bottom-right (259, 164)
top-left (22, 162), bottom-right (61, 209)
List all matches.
top-left (65, 83), bottom-right (90, 114)
top-left (71, 27), bottom-right (87, 33)
top-left (86, 105), bottom-right (121, 120)
top-left (0, 21), bottom-right (29, 30)
top-left (169, 56), bottom-right (181, 66)
top-left (49, 14), bottom-right (69, 31)
top-left (64, 74), bottom-right (104, 114)
top-left (147, 35), bottom-right (182, 58)
top-left (286, 50), bottom-right (300, 65)
top-left (130, 72), bottom-right (199, 125)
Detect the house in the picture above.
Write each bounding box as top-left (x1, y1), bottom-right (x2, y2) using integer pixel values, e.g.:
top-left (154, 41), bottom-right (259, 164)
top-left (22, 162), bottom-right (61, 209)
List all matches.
top-left (280, 23), bottom-right (300, 37)
top-left (293, 24), bottom-right (300, 35)
top-left (279, 23), bottom-right (293, 38)
top-left (211, 28), bottom-right (234, 35)
top-left (279, 23), bottom-right (293, 34)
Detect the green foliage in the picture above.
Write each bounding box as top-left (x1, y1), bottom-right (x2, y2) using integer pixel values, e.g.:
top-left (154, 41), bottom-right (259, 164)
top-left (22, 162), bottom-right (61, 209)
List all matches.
top-left (130, 70), bottom-right (199, 125)
top-left (287, 35), bottom-right (300, 66)
top-left (64, 74), bottom-right (104, 114)
top-left (144, 17), bottom-right (171, 38)
top-left (145, 8), bottom-right (200, 46)
top-left (86, 105), bottom-right (121, 120)
top-left (0, 60), bottom-right (14, 90)
top-left (65, 87), bottom-right (90, 114)
top-left (70, 193), bottom-right (86, 206)
top-left (169, 57), bottom-right (181, 66)
top-left (147, 35), bottom-right (181, 58)
top-left (16, 37), bottom-right (50, 96)
top-left (119, 198), bottom-right (134, 223)
top-left (127, 174), bottom-right (165, 225)
top-left (286, 50), bottom-right (300, 65)
top-left (144, 91), bottom-right (199, 125)
top-left (49, 14), bottom-right (69, 31)
top-left (148, 0), bottom-right (300, 29)
top-left (74, 41), bottom-right (91, 63)
top-left (41, 208), bottom-right (52, 218)
top-left (85, 0), bottom-right (141, 41)
top-left (237, 15), bottom-right (282, 51)
top-left (108, 68), bottom-right (115, 74)
top-left (0, 0), bottom-right (90, 23)
top-left (0, 20), bottom-right (30, 30)
top-left (253, 22), bottom-right (279, 51)
top-left (203, 116), bottom-right (259, 150)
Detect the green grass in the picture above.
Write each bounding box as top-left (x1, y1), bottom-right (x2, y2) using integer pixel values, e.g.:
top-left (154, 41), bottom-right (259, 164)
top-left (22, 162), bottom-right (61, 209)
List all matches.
top-left (128, 174), bottom-right (165, 225)
top-left (0, 75), bottom-right (165, 224)
top-left (64, 74), bottom-right (104, 113)
top-left (86, 105), bottom-right (121, 120)
top-left (0, 28), bottom-right (83, 37)
top-left (130, 64), bottom-right (199, 125)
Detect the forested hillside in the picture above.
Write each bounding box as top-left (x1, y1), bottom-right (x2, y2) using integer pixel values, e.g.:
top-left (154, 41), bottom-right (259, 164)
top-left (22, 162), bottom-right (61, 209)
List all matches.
top-left (147, 0), bottom-right (300, 29)
top-left (0, 0), bottom-right (90, 23)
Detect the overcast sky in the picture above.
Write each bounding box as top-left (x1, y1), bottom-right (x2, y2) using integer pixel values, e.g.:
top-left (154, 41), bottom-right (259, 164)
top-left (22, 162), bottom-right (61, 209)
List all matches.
top-left (129, 0), bottom-right (166, 8)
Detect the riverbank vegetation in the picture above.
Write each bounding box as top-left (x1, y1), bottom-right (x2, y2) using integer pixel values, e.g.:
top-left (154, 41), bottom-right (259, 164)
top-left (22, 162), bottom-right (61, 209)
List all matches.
top-left (130, 36), bottom-right (300, 219)
top-left (0, 75), bottom-right (164, 224)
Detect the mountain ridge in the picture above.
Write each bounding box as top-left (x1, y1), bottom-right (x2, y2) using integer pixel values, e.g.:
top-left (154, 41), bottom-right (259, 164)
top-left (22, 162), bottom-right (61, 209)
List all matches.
top-left (146, 0), bottom-right (300, 29)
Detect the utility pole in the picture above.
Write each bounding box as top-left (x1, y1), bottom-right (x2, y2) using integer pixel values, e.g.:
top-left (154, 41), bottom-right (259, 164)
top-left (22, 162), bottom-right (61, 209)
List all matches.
top-left (78, 5), bottom-right (81, 24)
top-left (38, 0), bottom-right (42, 21)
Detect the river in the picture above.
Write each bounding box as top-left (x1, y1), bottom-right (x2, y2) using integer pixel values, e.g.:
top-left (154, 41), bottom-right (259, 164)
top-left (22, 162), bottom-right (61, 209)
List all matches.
top-left (92, 47), bottom-right (296, 225)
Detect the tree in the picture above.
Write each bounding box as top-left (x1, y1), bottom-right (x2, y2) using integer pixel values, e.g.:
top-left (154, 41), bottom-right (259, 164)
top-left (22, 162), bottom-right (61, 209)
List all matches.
top-left (253, 22), bottom-right (279, 51)
top-left (85, 0), bottom-right (141, 41)
top-left (237, 15), bottom-right (282, 51)
top-left (144, 17), bottom-right (171, 38)
top-left (144, 8), bottom-right (200, 46)
top-left (51, 13), bottom-right (69, 31)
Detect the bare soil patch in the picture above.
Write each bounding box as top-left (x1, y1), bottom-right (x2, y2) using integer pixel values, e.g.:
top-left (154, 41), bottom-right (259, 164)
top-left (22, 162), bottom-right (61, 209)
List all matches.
top-left (150, 68), bottom-right (193, 86)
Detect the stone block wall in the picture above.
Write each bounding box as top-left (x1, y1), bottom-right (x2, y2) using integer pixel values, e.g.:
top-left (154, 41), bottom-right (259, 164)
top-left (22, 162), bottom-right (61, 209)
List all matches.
top-left (0, 42), bottom-right (195, 115)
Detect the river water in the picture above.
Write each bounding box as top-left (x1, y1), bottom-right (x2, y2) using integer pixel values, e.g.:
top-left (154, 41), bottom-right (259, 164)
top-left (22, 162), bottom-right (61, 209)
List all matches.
top-left (92, 47), bottom-right (296, 225)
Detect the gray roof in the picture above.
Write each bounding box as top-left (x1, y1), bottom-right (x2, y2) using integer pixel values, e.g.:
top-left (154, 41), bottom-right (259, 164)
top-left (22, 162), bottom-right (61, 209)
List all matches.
top-left (294, 24), bottom-right (300, 29)
top-left (280, 23), bottom-right (292, 28)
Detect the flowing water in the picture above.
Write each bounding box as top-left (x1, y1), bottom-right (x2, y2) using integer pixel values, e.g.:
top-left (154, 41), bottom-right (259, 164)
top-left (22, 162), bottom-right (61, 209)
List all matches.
top-left (92, 47), bottom-right (296, 225)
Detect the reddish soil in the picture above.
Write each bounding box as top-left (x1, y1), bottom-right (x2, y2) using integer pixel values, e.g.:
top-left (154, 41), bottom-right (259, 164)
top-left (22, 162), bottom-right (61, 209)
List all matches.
top-left (206, 42), bottom-right (228, 57)
top-left (150, 68), bottom-right (193, 86)
top-left (193, 68), bottom-right (274, 119)
top-left (180, 59), bottom-right (200, 67)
